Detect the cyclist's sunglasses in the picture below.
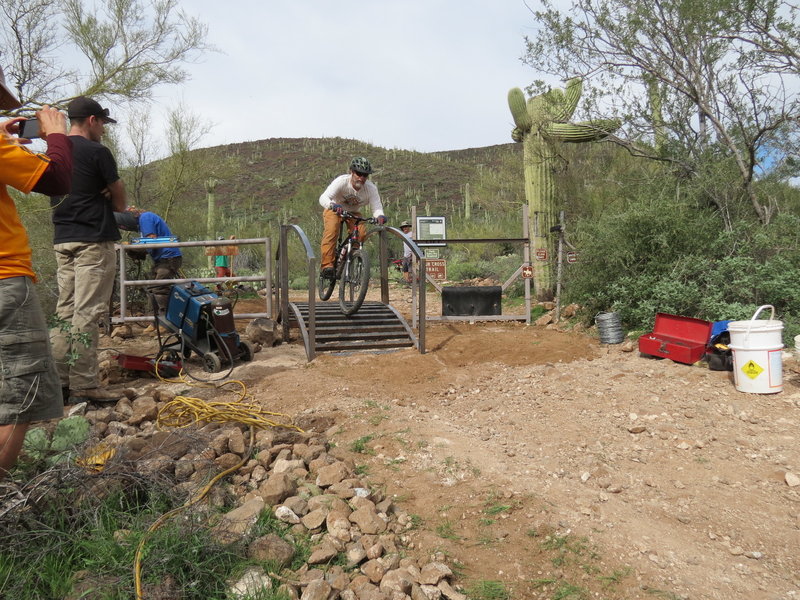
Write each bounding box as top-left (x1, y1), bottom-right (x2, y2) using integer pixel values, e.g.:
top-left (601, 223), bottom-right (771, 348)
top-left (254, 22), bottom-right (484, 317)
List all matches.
top-left (353, 170), bottom-right (370, 178)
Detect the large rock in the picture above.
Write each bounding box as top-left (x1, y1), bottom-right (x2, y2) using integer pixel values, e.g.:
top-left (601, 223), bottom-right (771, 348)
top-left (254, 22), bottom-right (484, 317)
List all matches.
top-left (258, 471), bottom-right (297, 505)
top-left (307, 539), bottom-right (338, 565)
top-left (245, 318), bottom-right (279, 346)
top-left (380, 567), bottom-right (415, 596)
top-left (420, 563), bottom-right (452, 585)
top-left (211, 497), bottom-right (264, 545)
top-left (315, 461), bottom-right (351, 487)
top-left (349, 506), bottom-right (388, 535)
top-left (300, 578), bottom-right (331, 600)
top-left (247, 533), bottom-right (295, 567)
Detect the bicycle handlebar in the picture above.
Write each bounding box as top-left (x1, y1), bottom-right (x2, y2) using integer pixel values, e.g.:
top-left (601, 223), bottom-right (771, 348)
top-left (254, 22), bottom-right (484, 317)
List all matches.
top-left (340, 210), bottom-right (380, 225)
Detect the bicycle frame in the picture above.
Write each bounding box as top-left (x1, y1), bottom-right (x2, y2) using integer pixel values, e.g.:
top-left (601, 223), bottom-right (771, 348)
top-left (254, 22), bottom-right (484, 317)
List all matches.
top-left (319, 211), bottom-right (378, 314)
top-left (334, 217), bottom-right (365, 278)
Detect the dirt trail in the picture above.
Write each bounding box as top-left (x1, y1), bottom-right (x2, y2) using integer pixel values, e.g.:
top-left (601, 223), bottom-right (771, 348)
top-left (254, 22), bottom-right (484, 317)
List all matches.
top-left (112, 290), bottom-right (800, 599)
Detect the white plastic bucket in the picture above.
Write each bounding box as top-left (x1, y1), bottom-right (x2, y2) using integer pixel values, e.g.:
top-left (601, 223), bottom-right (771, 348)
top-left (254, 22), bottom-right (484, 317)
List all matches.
top-left (728, 305), bottom-right (783, 394)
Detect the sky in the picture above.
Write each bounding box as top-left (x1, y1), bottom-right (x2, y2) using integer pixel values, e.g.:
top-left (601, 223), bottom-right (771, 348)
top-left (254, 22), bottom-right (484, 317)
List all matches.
top-left (145, 0), bottom-right (547, 155)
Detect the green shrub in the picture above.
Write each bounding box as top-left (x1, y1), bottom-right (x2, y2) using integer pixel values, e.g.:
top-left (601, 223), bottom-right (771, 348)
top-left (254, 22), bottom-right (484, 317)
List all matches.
top-left (564, 192), bottom-right (800, 345)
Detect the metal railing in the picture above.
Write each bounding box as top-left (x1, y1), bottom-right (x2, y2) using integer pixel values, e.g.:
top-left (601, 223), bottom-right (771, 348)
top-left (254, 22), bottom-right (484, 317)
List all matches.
top-left (278, 224), bottom-right (318, 360)
top-left (113, 237), bottom-right (272, 324)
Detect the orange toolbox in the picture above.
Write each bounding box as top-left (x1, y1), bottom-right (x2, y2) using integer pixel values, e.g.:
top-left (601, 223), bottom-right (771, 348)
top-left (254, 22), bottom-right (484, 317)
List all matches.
top-left (638, 313), bottom-right (712, 365)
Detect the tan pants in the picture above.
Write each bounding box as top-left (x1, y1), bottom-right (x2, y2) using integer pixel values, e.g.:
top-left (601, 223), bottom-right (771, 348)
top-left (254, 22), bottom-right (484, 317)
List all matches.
top-left (50, 241), bottom-right (116, 390)
top-left (320, 209), bottom-right (366, 270)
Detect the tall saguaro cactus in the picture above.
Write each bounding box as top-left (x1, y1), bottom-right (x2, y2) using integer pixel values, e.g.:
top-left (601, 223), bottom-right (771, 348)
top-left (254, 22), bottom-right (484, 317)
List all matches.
top-left (508, 79), bottom-right (619, 300)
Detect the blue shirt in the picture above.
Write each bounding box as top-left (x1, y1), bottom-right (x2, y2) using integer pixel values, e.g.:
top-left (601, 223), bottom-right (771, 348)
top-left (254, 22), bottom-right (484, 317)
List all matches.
top-left (138, 211), bottom-right (181, 261)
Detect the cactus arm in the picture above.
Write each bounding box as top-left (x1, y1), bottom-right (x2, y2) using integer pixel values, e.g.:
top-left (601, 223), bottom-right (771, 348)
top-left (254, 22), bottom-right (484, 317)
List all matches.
top-left (558, 78), bottom-right (583, 121)
top-left (508, 87), bottom-right (532, 133)
top-left (543, 119), bottom-right (621, 143)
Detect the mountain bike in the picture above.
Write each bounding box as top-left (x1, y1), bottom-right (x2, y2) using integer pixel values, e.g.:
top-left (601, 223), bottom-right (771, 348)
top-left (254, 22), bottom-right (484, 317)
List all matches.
top-left (319, 211), bottom-right (379, 316)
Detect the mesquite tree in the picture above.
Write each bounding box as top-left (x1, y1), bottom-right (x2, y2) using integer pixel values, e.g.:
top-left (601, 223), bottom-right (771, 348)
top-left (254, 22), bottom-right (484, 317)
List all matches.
top-left (0, 0), bottom-right (209, 112)
top-left (525, 0), bottom-right (800, 227)
top-left (508, 78), bottom-right (618, 300)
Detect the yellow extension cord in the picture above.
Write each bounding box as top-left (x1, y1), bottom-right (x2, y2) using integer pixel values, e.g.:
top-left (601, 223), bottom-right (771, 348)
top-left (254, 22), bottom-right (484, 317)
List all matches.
top-left (132, 362), bottom-right (303, 599)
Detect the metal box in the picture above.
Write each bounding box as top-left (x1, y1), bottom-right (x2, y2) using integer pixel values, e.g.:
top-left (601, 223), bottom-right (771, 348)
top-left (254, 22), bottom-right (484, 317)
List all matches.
top-left (638, 313), bottom-right (712, 365)
top-left (442, 286), bottom-right (501, 317)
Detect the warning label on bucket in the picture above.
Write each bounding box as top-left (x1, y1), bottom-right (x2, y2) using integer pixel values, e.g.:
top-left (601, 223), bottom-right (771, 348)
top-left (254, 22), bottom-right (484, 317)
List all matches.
top-left (741, 359), bottom-right (764, 380)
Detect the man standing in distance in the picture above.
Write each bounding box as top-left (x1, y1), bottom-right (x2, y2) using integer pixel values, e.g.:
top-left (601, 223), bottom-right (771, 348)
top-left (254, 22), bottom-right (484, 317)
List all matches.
top-left (50, 96), bottom-right (126, 403)
top-left (318, 157), bottom-right (386, 279)
top-left (0, 66), bottom-right (73, 479)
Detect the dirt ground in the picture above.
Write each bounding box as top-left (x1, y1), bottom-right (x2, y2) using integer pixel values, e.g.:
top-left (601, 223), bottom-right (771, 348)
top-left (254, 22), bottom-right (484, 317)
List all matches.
top-left (109, 286), bottom-right (800, 600)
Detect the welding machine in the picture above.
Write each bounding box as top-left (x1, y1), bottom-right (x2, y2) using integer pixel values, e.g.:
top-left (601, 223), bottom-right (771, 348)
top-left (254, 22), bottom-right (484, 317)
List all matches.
top-left (158, 282), bottom-right (254, 373)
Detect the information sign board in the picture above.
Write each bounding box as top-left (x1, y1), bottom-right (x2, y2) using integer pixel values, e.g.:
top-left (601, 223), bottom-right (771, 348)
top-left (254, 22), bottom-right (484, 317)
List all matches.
top-left (416, 216), bottom-right (446, 247)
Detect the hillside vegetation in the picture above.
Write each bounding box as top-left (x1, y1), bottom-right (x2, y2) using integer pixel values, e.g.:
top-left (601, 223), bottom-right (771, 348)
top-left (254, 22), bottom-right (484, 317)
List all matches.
top-left (21, 134), bottom-right (800, 344)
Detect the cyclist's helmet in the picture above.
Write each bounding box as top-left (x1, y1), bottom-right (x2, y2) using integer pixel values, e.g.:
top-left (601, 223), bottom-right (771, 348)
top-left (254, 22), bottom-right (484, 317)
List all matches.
top-left (350, 156), bottom-right (373, 174)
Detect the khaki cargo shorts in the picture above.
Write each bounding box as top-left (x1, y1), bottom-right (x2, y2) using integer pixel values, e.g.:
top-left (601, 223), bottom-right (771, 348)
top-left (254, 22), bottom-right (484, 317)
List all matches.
top-left (0, 277), bottom-right (63, 424)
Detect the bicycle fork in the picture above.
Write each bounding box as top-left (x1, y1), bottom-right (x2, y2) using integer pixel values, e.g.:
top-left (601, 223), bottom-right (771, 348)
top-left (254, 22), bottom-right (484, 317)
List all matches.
top-left (336, 241), bottom-right (351, 280)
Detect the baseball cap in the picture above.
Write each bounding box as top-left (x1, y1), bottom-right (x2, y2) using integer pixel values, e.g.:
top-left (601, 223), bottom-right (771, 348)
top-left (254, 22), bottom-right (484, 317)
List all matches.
top-left (400, 220), bottom-right (412, 228)
top-left (67, 96), bottom-right (117, 123)
top-left (0, 66), bottom-right (22, 110)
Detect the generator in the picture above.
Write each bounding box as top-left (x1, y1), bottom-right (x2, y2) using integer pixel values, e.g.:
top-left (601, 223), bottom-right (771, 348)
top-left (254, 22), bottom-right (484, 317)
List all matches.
top-left (158, 282), bottom-right (254, 373)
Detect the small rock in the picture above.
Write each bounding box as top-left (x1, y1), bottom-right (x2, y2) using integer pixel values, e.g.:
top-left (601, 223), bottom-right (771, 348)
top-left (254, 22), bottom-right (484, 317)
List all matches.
top-left (274, 505), bottom-right (300, 524)
top-left (785, 472), bottom-right (800, 487)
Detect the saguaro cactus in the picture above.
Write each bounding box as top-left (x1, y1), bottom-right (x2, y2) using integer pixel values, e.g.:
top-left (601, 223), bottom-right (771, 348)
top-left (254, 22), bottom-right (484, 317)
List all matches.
top-left (508, 78), bottom-right (619, 300)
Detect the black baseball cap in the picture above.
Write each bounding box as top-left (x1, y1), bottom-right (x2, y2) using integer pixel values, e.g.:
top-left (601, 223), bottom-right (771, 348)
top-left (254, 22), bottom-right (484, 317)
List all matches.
top-left (67, 96), bottom-right (117, 123)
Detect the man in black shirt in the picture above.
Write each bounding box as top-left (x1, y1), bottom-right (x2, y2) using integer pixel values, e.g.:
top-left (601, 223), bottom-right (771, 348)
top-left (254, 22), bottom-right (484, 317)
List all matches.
top-left (50, 96), bottom-right (127, 403)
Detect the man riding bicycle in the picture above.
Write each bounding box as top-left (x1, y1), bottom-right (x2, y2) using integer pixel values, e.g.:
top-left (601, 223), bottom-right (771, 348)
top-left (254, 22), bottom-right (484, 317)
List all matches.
top-left (318, 157), bottom-right (386, 279)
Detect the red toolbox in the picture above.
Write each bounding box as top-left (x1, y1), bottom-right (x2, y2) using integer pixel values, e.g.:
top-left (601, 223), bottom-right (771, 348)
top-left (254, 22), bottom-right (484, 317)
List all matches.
top-left (638, 313), bottom-right (713, 365)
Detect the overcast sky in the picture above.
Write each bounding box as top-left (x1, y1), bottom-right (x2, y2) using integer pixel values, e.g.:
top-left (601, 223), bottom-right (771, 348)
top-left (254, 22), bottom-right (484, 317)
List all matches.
top-left (147, 0), bottom-right (546, 155)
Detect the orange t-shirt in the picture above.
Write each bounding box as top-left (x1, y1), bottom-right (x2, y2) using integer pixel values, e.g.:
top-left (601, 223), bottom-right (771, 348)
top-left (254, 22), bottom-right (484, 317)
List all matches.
top-left (0, 135), bottom-right (50, 280)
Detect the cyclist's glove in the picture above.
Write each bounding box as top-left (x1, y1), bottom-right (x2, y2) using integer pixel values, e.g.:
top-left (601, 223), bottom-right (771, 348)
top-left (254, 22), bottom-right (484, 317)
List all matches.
top-left (331, 203), bottom-right (344, 216)
top-left (376, 215), bottom-right (387, 225)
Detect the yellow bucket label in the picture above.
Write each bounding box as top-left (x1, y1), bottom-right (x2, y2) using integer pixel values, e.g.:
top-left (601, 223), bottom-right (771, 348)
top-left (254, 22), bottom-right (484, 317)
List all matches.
top-left (741, 359), bottom-right (764, 379)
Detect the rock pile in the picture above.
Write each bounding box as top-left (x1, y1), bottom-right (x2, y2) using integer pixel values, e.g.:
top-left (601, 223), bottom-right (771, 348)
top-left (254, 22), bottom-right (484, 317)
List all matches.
top-left (72, 389), bottom-right (466, 600)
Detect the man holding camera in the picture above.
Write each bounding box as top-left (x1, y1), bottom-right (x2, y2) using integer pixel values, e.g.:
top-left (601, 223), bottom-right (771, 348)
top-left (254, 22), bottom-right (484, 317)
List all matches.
top-left (0, 66), bottom-right (73, 480)
top-left (50, 96), bottom-right (127, 403)
top-left (318, 156), bottom-right (386, 278)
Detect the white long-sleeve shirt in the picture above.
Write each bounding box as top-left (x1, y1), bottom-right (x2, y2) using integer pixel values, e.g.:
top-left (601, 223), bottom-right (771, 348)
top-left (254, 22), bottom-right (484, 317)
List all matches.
top-left (318, 173), bottom-right (384, 218)
top-left (401, 231), bottom-right (413, 259)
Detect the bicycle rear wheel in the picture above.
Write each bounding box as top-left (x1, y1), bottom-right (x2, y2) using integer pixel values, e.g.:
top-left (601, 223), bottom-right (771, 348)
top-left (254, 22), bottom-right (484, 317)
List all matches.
top-left (339, 249), bottom-right (370, 315)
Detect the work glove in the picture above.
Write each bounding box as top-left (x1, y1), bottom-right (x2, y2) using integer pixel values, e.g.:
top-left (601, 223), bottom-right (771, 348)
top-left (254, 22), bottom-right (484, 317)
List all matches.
top-left (376, 215), bottom-right (387, 225)
top-left (331, 203), bottom-right (344, 216)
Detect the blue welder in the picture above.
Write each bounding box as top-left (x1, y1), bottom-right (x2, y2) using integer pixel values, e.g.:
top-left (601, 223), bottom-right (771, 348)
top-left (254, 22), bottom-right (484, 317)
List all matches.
top-left (158, 282), bottom-right (254, 373)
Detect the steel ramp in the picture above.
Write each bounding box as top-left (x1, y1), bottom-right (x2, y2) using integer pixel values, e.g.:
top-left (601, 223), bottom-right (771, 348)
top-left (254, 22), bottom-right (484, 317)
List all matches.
top-left (288, 301), bottom-right (416, 355)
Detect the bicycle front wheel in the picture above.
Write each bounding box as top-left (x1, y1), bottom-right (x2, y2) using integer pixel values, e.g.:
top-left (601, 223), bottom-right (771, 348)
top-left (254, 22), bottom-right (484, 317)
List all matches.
top-left (339, 249), bottom-right (370, 315)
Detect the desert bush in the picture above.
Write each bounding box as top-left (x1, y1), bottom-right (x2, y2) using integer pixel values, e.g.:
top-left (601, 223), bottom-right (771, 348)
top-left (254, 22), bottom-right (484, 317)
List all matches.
top-left (564, 190), bottom-right (800, 344)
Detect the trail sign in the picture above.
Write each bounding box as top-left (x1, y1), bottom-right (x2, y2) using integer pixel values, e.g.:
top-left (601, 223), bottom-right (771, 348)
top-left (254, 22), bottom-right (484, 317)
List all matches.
top-left (426, 259), bottom-right (447, 281)
top-left (567, 251), bottom-right (579, 264)
top-left (535, 248), bottom-right (548, 261)
top-left (521, 265), bottom-right (533, 279)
